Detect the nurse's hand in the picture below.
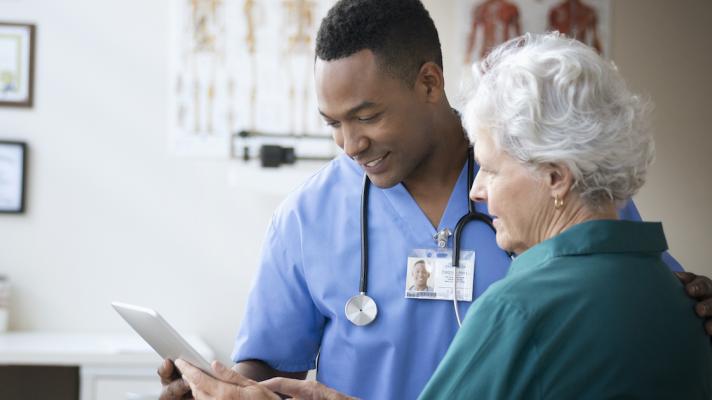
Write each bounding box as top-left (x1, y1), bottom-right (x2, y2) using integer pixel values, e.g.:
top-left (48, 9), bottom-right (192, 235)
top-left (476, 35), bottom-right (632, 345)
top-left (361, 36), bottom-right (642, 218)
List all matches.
top-left (158, 359), bottom-right (193, 400)
top-left (176, 359), bottom-right (280, 400)
top-left (262, 377), bottom-right (356, 400)
top-left (676, 271), bottom-right (712, 335)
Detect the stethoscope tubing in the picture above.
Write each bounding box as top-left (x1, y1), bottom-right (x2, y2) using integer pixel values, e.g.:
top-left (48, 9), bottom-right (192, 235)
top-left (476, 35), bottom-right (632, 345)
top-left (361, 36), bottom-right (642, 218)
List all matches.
top-left (349, 147), bottom-right (511, 327)
top-left (360, 173), bottom-right (371, 294)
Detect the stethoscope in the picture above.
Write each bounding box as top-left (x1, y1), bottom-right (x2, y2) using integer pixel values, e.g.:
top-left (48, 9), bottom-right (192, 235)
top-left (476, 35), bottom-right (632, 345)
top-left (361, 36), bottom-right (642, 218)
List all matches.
top-left (345, 147), bottom-right (508, 327)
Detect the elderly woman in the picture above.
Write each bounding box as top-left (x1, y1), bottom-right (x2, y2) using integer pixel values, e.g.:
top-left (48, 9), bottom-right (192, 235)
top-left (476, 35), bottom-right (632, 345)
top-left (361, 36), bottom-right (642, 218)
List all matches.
top-left (418, 32), bottom-right (712, 399)
top-left (174, 33), bottom-right (711, 399)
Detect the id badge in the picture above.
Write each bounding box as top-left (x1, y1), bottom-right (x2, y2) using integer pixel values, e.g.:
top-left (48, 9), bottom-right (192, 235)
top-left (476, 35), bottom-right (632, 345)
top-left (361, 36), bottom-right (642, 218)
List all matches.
top-left (405, 248), bottom-right (475, 301)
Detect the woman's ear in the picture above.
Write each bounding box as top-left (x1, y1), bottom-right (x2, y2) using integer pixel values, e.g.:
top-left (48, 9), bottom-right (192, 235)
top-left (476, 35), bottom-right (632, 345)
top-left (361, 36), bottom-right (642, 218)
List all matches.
top-left (542, 162), bottom-right (575, 200)
top-left (416, 61), bottom-right (445, 103)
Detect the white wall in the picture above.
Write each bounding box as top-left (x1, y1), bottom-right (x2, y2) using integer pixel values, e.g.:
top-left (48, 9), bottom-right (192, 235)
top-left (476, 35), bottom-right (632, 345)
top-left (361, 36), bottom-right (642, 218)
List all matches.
top-left (0, 0), bottom-right (285, 362)
top-left (1, 0), bottom-right (710, 366)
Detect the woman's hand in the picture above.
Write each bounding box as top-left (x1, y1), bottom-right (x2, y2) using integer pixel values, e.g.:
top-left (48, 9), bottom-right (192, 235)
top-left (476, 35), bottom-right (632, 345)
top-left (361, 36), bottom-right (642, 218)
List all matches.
top-left (176, 359), bottom-right (280, 400)
top-left (262, 377), bottom-right (357, 400)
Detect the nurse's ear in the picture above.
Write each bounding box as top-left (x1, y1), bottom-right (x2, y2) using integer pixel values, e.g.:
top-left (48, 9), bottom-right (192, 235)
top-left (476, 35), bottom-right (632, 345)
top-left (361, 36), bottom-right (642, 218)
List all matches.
top-left (415, 61), bottom-right (445, 104)
top-left (541, 162), bottom-right (575, 202)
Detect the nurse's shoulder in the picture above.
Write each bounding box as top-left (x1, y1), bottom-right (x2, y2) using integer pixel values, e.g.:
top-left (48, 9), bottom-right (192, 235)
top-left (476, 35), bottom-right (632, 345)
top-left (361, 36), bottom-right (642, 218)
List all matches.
top-left (271, 154), bottom-right (362, 230)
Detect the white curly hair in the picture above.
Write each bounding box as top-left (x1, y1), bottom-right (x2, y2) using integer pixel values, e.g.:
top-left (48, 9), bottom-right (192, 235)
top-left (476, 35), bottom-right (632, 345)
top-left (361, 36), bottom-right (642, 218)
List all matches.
top-left (464, 32), bottom-right (654, 211)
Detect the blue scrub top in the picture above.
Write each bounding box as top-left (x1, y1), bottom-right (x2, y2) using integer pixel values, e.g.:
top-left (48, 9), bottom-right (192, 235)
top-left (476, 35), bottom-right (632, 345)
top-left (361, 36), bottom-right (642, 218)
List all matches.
top-left (233, 155), bottom-right (682, 400)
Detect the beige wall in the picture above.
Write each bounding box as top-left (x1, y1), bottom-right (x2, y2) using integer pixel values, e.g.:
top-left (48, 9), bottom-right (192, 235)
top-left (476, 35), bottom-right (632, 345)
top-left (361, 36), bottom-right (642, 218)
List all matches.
top-left (611, 0), bottom-right (712, 275)
top-left (426, 0), bottom-right (712, 276)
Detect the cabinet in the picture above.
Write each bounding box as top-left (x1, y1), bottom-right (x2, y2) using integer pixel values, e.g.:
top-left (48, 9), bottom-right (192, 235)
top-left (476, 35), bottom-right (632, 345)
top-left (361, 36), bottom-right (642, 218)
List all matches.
top-left (0, 332), bottom-right (214, 400)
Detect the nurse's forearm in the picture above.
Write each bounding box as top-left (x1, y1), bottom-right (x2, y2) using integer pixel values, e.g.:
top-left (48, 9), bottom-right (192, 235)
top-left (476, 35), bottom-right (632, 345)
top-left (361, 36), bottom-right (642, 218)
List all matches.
top-left (233, 359), bottom-right (308, 382)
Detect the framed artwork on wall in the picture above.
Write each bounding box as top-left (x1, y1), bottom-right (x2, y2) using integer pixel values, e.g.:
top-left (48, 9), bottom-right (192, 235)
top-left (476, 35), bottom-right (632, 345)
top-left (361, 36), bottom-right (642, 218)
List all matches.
top-left (0, 22), bottom-right (36, 108)
top-left (0, 141), bottom-right (27, 214)
top-left (457, 0), bottom-right (610, 63)
top-left (453, 0), bottom-right (610, 109)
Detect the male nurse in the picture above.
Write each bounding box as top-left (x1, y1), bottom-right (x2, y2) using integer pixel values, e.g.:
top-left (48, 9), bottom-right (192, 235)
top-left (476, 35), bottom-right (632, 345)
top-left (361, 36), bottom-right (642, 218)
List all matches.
top-left (160, 1), bottom-right (712, 399)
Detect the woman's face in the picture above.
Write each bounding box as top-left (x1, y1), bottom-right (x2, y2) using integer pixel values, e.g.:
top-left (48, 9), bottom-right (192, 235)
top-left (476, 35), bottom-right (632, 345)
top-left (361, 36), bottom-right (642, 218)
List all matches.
top-left (470, 130), bottom-right (551, 254)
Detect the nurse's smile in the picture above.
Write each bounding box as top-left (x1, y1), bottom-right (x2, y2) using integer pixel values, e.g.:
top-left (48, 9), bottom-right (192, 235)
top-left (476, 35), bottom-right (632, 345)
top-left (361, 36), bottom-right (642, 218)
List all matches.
top-left (361, 152), bottom-right (390, 174)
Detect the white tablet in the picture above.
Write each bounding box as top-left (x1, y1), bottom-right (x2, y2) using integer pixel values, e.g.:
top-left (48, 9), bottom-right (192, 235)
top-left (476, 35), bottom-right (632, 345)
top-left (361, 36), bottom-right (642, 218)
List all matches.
top-left (111, 301), bottom-right (215, 377)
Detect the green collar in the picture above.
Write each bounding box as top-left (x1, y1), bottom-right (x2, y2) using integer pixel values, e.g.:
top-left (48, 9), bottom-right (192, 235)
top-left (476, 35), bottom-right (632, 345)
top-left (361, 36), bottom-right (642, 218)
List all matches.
top-left (511, 220), bottom-right (668, 273)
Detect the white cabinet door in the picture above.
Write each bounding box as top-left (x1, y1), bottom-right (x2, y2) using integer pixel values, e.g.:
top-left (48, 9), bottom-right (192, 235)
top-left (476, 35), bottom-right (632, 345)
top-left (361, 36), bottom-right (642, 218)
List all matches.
top-left (81, 366), bottom-right (161, 400)
top-left (94, 377), bottom-right (161, 400)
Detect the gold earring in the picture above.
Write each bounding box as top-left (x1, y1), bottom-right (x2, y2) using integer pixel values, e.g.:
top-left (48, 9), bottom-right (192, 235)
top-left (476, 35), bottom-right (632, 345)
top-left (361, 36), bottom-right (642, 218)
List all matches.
top-left (554, 195), bottom-right (564, 210)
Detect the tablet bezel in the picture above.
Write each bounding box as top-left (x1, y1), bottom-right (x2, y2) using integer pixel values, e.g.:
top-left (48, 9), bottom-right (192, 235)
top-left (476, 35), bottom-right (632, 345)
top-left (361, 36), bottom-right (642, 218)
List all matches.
top-left (111, 301), bottom-right (215, 377)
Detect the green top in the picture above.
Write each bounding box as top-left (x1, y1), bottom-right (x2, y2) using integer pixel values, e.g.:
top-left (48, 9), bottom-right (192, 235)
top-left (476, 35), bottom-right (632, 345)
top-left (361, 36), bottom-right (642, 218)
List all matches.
top-left (420, 220), bottom-right (712, 400)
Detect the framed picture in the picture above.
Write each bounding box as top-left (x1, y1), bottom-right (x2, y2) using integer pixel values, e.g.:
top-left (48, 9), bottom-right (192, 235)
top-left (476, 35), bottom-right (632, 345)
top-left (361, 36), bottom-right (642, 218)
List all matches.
top-left (0, 141), bottom-right (27, 213)
top-left (453, 0), bottom-right (611, 110)
top-left (0, 22), bottom-right (36, 107)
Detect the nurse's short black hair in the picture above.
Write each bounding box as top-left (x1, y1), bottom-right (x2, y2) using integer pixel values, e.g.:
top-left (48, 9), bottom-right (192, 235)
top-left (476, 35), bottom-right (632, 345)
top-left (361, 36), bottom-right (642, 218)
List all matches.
top-left (315, 0), bottom-right (443, 86)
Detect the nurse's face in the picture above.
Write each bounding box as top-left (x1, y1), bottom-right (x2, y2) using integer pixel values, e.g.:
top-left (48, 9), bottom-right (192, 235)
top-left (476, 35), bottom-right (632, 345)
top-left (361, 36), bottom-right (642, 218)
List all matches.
top-left (413, 262), bottom-right (430, 288)
top-left (315, 50), bottom-right (436, 188)
top-left (469, 130), bottom-right (550, 255)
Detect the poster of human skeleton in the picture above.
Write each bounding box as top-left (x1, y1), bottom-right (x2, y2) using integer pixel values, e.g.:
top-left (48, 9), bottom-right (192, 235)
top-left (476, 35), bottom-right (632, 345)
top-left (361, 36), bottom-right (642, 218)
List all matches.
top-left (170, 0), bottom-right (334, 157)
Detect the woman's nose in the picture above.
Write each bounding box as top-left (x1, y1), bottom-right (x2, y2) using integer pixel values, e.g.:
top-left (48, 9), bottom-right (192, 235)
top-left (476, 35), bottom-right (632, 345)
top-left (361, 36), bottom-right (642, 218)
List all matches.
top-left (470, 172), bottom-right (487, 203)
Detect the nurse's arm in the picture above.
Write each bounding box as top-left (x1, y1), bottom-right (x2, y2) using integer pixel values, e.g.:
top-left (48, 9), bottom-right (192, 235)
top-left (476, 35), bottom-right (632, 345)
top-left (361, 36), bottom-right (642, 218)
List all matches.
top-left (234, 359), bottom-right (308, 381)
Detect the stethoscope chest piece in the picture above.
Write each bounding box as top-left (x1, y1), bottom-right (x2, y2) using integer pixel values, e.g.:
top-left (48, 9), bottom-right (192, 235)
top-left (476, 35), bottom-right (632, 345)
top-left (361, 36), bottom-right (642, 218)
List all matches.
top-left (345, 293), bottom-right (378, 326)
